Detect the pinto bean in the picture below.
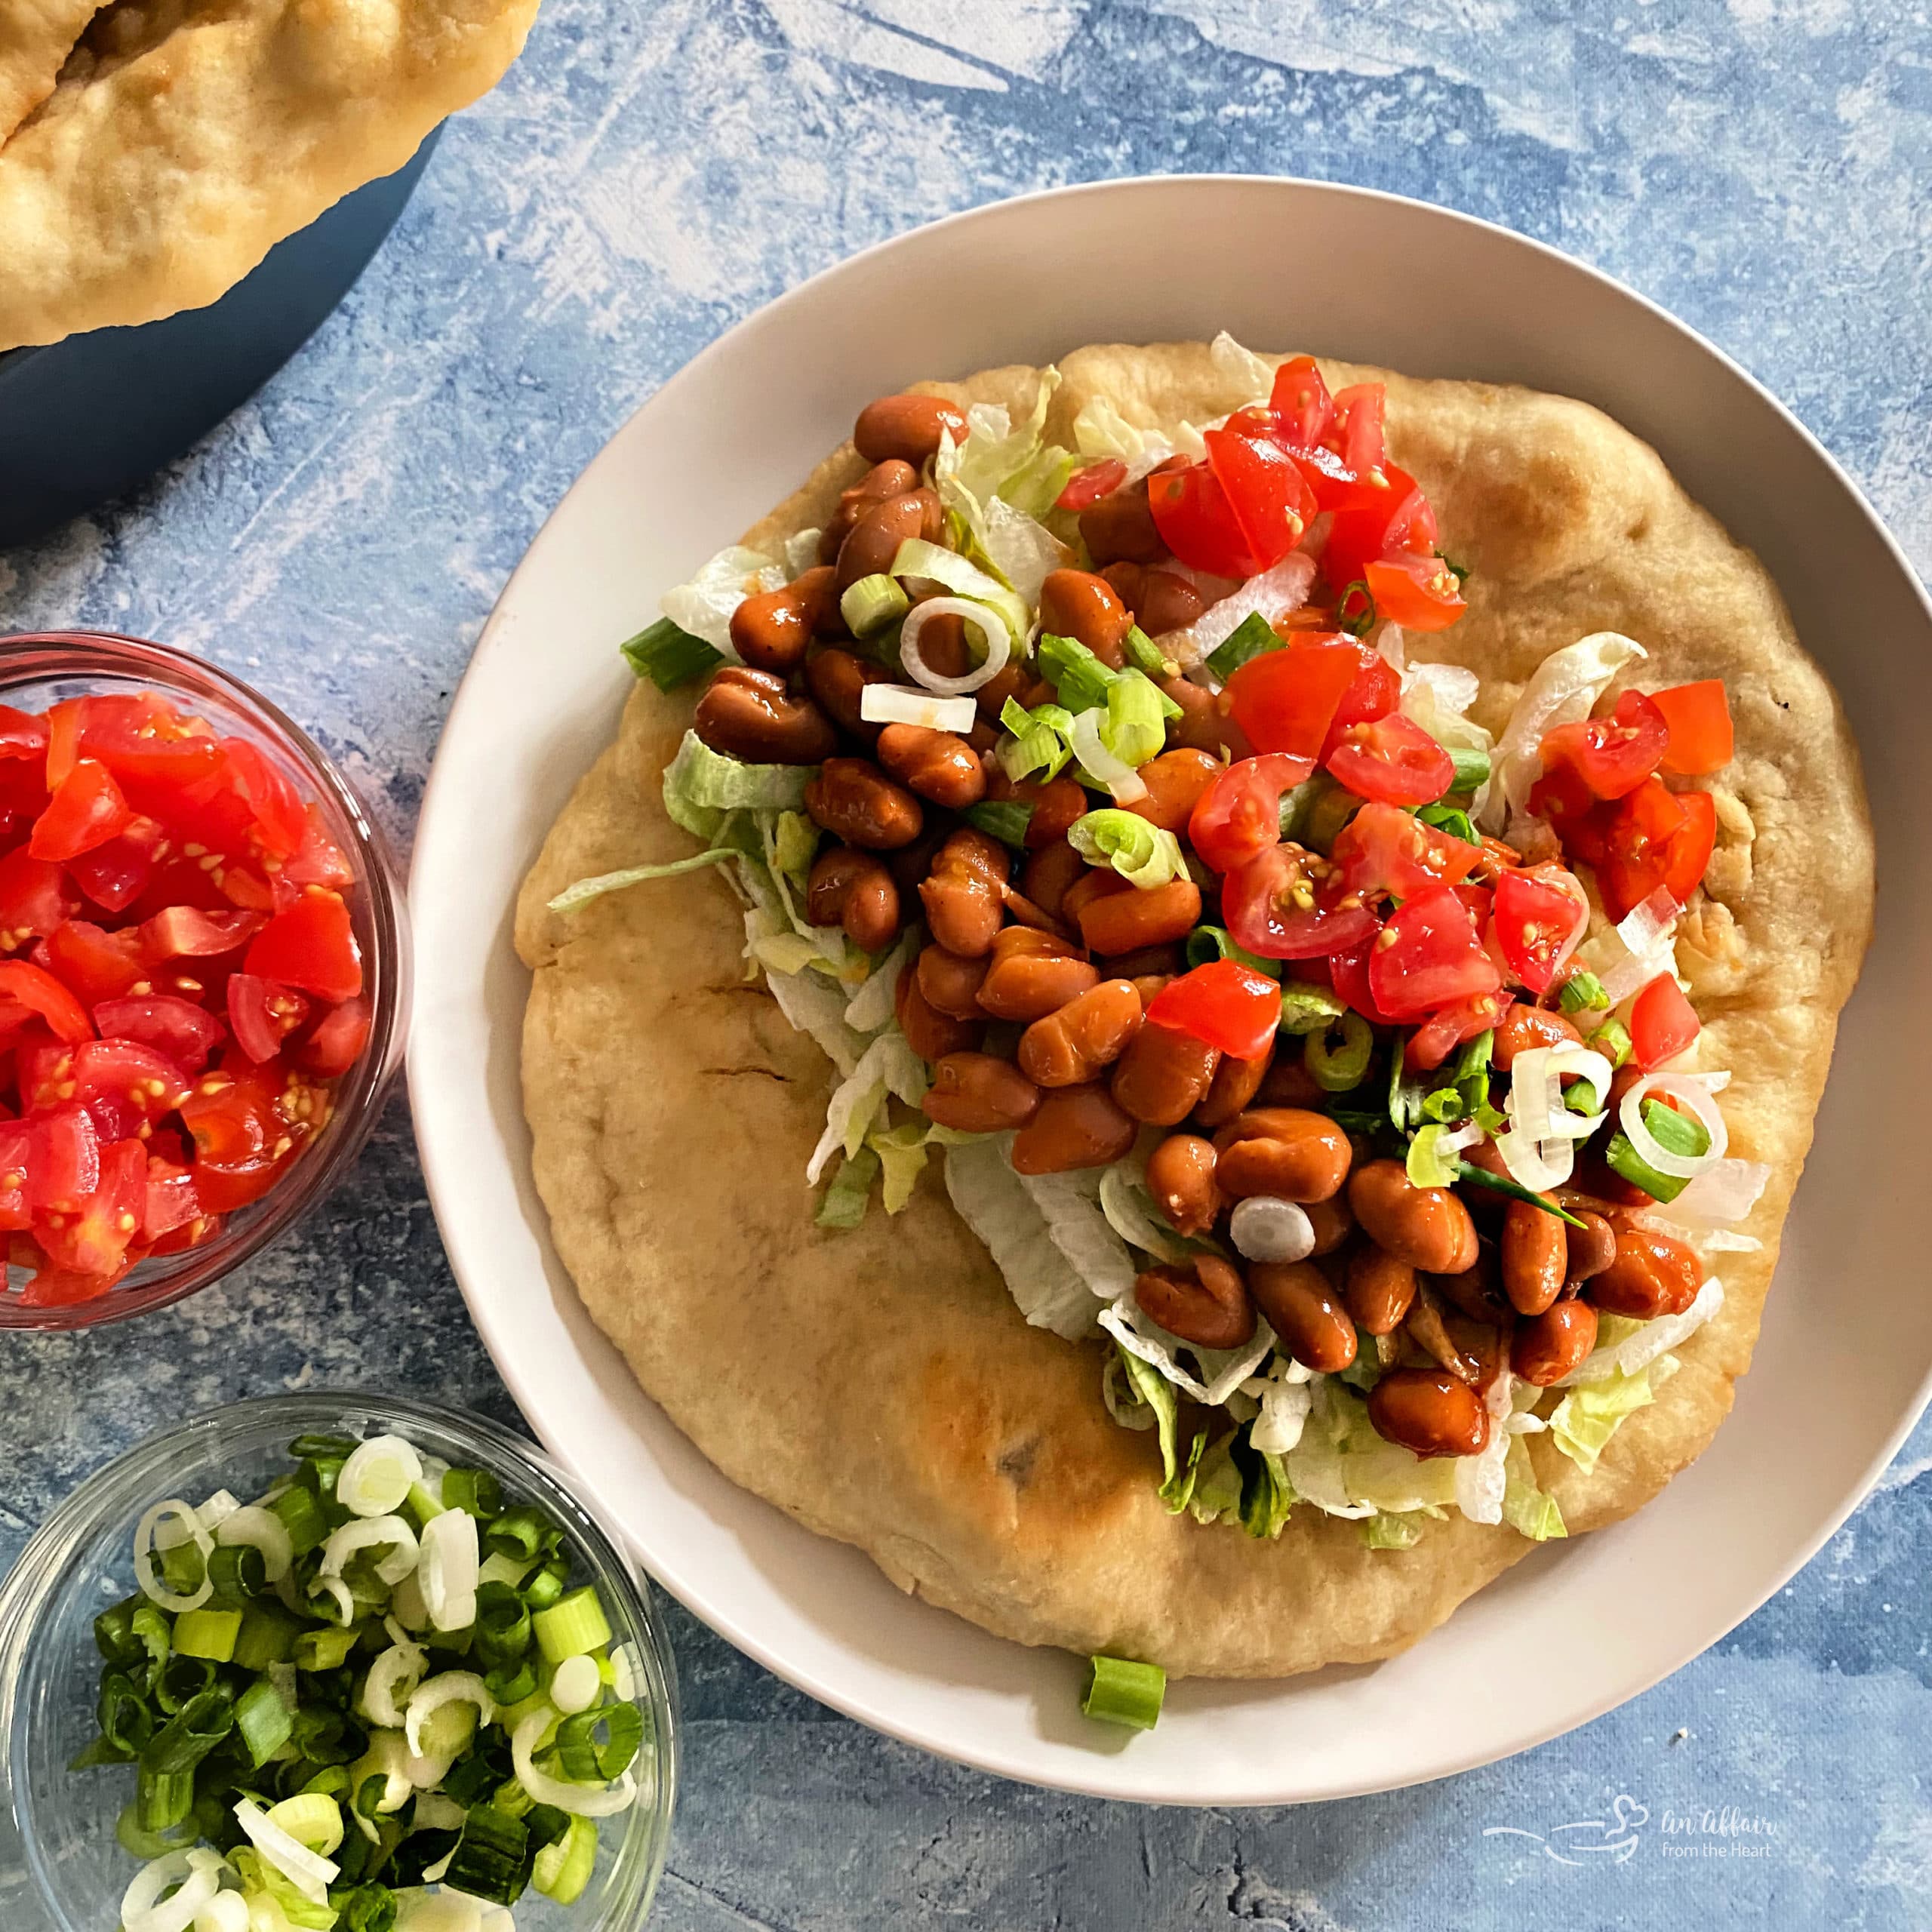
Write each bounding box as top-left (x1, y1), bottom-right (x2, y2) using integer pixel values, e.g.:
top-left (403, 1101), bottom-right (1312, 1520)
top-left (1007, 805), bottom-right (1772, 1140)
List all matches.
top-left (1017, 980), bottom-right (1143, 1087)
top-left (976, 926), bottom-right (1097, 1020)
top-left (876, 724), bottom-right (986, 809)
top-left (1127, 748), bottom-right (1222, 833)
top-left (918, 828), bottom-right (1009, 956)
top-left (804, 758), bottom-right (923, 850)
top-left (1249, 1260), bottom-right (1358, 1374)
top-left (1347, 1159), bottom-right (1479, 1274)
top-left (1304, 1192), bottom-right (1355, 1257)
top-left (1511, 1300), bottom-right (1600, 1386)
top-left (729, 586), bottom-right (814, 672)
top-left (805, 647), bottom-right (894, 743)
top-left (836, 490), bottom-right (940, 594)
top-left (1431, 1245), bottom-right (1515, 1325)
top-left (974, 662), bottom-right (1030, 722)
top-left (1011, 1082), bottom-right (1139, 1174)
top-left (1136, 566), bottom-right (1206, 637)
top-left (1212, 1109), bottom-right (1354, 1203)
top-left (1587, 1225), bottom-right (1703, 1318)
top-left (1163, 675), bottom-right (1253, 759)
top-left (1500, 1197), bottom-right (1569, 1316)
top-left (1038, 568), bottom-right (1133, 665)
top-left (1076, 878), bottom-right (1202, 955)
top-left (896, 958), bottom-right (976, 1060)
top-left (1492, 1004), bottom-right (1584, 1071)
top-left (789, 564), bottom-right (844, 635)
top-left (1346, 1246), bottom-right (1419, 1336)
top-left (915, 944), bottom-right (989, 1020)
top-left (818, 459), bottom-right (920, 563)
top-left (1257, 1054), bottom-right (1327, 1109)
top-left (804, 848), bottom-right (900, 952)
top-left (1020, 839), bottom-right (1086, 921)
top-left (694, 666), bottom-right (837, 764)
top-left (1134, 1257), bottom-right (1255, 1351)
top-left (1078, 477), bottom-right (1165, 567)
top-left (1192, 1041), bottom-right (1273, 1131)
top-left (854, 394), bottom-right (968, 468)
top-left (1146, 1134), bottom-right (1221, 1237)
top-left (1367, 1367), bottom-right (1491, 1460)
top-left (921, 1053), bottom-right (1041, 1134)
top-left (908, 611), bottom-right (971, 680)
top-left (984, 769), bottom-right (1090, 851)
top-left (1110, 1020), bottom-right (1220, 1125)
top-left (1565, 1210), bottom-right (1618, 1282)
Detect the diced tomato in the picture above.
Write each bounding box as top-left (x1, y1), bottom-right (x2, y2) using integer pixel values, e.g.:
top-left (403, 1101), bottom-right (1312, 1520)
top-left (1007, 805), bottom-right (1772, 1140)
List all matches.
top-left (1319, 464), bottom-right (1423, 592)
top-left (1204, 418), bottom-right (1315, 572)
top-left (1651, 681), bottom-right (1734, 777)
top-left (1224, 639), bottom-right (1361, 761)
top-left (1630, 974), bottom-right (1701, 1071)
top-left (1327, 386), bottom-right (1387, 488)
top-left (1147, 460), bottom-right (1260, 579)
top-left (1186, 752), bottom-right (1317, 875)
top-left (42, 920), bottom-right (146, 1007)
top-left (1526, 755), bottom-right (1599, 832)
top-left (20, 1260), bottom-right (131, 1307)
top-left (141, 1157), bottom-right (202, 1241)
top-left (1324, 712), bottom-right (1455, 807)
top-left (226, 974), bottom-right (310, 1063)
top-left (1312, 638), bottom-right (1400, 761)
top-left (44, 699), bottom-right (84, 789)
top-left (1330, 931), bottom-right (1403, 1028)
top-left (1331, 801), bottom-right (1480, 901)
top-left (1364, 553), bottom-right (1466, 632)
top-left (1588, 781), bottom-right (1718, 922)
top-left (1145, 959), bottom-right (1281, 1060)
top-left (67, 1039), bottom-right (193, 1142)
top-left (1539, 689), bottom-right (1669, 802)
top-left (0, 848), bottom-right (75, 943)
top-left (298, 998), bottom-right (371, 1078)
top-left (26, 1102), bottom-right (100, 1211)
top-left (149, 1213), bottom-right (222, 1257)
top-left (37, 1137), bottom-right (146, 1277)
top-left (0, 1120), bottom-right (28, 1230)
top-left (279, 807), bottom-right (357, 894)
top-left (242, 890), bottom-right (362, 1002)
top-left (140, 905), bottom-right (266, 960)
top-left (217, 739), bottom-right (309, 860)
top-left (181, 1061), bottom-right (318, 1213)
top-left (0, 706), bottom-right (49, 761)
top-left (29, 758), bottom-right (132, 862)
top-left (67, 816), bottom-right (166, 915)
top-left (91, 995), bottom-right (226, 1072)
top-left (14, 1029), bottom-right (72, 1112)
top-left (1223, 844), bottom-right (1380, 960)
top-left (1367, 884), bottom-right (1503, 1022)
top-left (1404, 989), bottom-right (1512, 1073)
top-left (0, 958), bottom-right (92, 1044)
top-left (1493, 864), bottom-right (1589, 997)
top-left (1269, 355), bottom-right (1334, 448)
top-left (1057, 460), bottom-right (1128, 512)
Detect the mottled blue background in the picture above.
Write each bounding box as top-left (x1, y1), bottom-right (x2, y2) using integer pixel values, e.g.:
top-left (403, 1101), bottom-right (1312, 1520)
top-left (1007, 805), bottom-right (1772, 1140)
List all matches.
top-left (4, 2), bottom-right (1930, 1924)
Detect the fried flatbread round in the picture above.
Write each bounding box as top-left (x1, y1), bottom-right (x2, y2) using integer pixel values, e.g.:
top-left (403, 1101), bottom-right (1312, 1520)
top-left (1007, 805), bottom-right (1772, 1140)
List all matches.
top-left (515, 345), bottom-right (1872, 1676)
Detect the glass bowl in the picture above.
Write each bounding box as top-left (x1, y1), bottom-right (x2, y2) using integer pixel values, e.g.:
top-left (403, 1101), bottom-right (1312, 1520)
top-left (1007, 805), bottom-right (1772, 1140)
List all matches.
top-left (0, 632), bottom-right (411, 1330)
top-left (0, 1392), bottom-right (680, 1932)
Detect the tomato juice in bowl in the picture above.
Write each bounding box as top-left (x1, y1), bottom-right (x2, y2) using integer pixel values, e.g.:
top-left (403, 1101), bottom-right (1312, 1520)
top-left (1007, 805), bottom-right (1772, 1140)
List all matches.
top-left (0, 632), bottom-right (409, 1329)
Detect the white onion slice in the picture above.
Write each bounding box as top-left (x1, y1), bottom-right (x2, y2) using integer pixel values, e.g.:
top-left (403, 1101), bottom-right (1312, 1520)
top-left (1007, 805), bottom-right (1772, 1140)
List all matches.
top-left (1583, 888), bottom-right (1682, 1004)
top-left (899, 596), bottom-right (1011, 695)
top-left (392, 1892), bottom-right (485, 1932)
top-left (336, 1436), bottom-right (423, 1518)
top-left (1229, 1196), bottom-right (1315, 1265)
top-left (550, 1654), bottom-right (603, 1715)
top-left (134, 1500), bottom-right (215, 1613)
top-left (214, 1506), bottom-right (294, 1583)
top-left (1494, 1124), bottom-right (1574, 1192)
top-left (414, 1793), bottom-right (467, 1833)
top-left (1663, 1155), bottom-right (1770, 1226)
top-left (195, 1491), bottom-right (242, 1534)
top-left (1619, 1071), bottom-right (1729, 1179)
top-left (857, 684), bottom-right (978, 732)
top-left (405, 1672), bottom-right (497, 1758)
top-left (1068, 707), bottom-right (1147, 804)
top-left (123, 1847), bottom-right (224, 1932)
top-left (511, 1706), bottom-right (640, 1818)
top-left (1454, 1373), bottom-right (1515, 1525)
top-left (320, 1515), bottom-right (420, 1586)
top-left (418, 1509), bottom-right (480, 1632)
top-left (233, 1799), bottom-right (338, 1905)
top-left (1627, 1209), bottom-right (1761, 1254)
top-left (1505, 1044), bottom-right (1612, 1146)
top-left (1438, 1120), bottom-right (1487, 1156)
top-left (362, 1640), bottom-right (430, 1730)
top-left (193, 1890), bottom-right (249, 1932)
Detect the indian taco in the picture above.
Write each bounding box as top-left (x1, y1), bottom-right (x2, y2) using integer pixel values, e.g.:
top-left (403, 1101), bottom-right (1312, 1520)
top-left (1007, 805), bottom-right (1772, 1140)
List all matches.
top-left (517, 336), bottom-right (1872, 1687)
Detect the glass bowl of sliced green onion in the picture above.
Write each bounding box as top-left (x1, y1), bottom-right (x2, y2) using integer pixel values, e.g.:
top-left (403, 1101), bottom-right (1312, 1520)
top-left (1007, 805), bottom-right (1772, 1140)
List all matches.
top-left (0, 1392), bottom-right (678, 1932)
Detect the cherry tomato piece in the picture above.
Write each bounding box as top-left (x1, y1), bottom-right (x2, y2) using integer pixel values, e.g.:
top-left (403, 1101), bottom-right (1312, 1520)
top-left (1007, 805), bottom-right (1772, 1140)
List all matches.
top-left (1630, 974), bottom-right (1701, 1071)
top-left (1589, 781), bottom-right (1718, 922)
top-left (1651, 681), bottom-right (1734, 777)
top-left (1330, 800), bottom-right (1478, 901)
top-left (0, 848), bottom-right (75, 942)
top-left (1146, 958), bottom-right (1281, 1060)
top-left (1324, 712), bottom-right (1455, 807)
top-left (226, 974), bottom-right (311, 1063)
top-left (1147, 462), bottom-right (1260, 579)
top-left (1367, 884), bottom-right (1503, 1022)
top-left (92, 995), bottom-right (226, 1072)
top-left (42, 919), bottom-right (146, 1006)
top-left (29, 759), bottom-right (132, 862)
top-left (1223, 844), bottom-right (1380, 961)
top-left (1186, 752), bottom-right (1316, 875)
top-left (0, 958), bottom-right (92, 1044)
top-left (1540, 689), bottom-right (1669, 801)
top-left (1404, 990), bottom-right (1512, 1072)
top-left (300, 998), bottom-right (373, 1078)
top-left (1364, 553), bottom-right (1466, 631)
top-left (1057, 459), bottom-right (1128, 512)
top-left (1224, 639), bottom-right (1361, 761)
top-left (1493, 864), bottom-right (1588, 996)
top-left (1203, 419), bottom-right (1315, 572)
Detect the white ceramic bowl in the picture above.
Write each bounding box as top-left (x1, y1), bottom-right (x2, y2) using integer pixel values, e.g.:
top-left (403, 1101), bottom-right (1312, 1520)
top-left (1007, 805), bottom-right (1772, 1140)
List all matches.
top-left (408, 177), bottom-right (1932, 1804)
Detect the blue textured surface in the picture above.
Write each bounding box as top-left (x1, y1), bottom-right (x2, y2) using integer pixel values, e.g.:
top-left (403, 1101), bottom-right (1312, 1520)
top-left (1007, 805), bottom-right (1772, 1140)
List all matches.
top-left (4, 3), bottom-right (1930, 1924)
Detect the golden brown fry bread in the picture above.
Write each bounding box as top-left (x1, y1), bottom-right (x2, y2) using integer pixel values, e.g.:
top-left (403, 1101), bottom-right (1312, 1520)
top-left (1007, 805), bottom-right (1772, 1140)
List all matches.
top-left (0, 0), bottom-right (540, 352)
top-left (515, 345), bottom-right (1872, 1676)
top-left (0, 0), bottom-right (103, 144)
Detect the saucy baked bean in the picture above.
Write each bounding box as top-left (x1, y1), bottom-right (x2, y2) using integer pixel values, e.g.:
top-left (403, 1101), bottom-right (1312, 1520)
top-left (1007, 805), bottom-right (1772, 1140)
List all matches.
top-left (1304, 1192), bottom-right (1354, 1257)
top-left (1146, 1133), bottom-right (1220, 1237)
top-left (1063, 867), bottom-right (1128, 926)
top-left (1249, 1260), bottom-right (1358, 1373)
top-left (804, 647), bottom-right (894, 743)
top-left (1565, 1209), bottom-right (1618, 1282)
top-left (976, 927), bottom-right (1098, 1021)
top-left (1162, 675), bottom-right (1253, 760)
top-left (974, 662), bottom-right (1030, 722)
top-left (1193, 1041), bottom-right (1273, 1131)
top-left (1100, 562), bottom-right (1204, 638)
top-left (918, 828), bottom-right (1009, 956)
top-left (1213, 1109), bottom-right (1354, 1203)
top-left (854, 394), bottom-right (968, 468)
top-left (1077, 877), bottom-right (1203, 955)
top-left (915, 943), bottom-right (989, 1020)
top-left (908, 611), bottom-right (971, 679)
top-left (1038, 568), bottom-right (1133, 665)
top-left (1131, 973), bottom-right (1174, 1006)
top-left (1587, 1224), bottom-right (1703, 1318)
top-left (804, 757), bottom-right (923, 851)
top-left (1111, 1020), bottom-right (1221, 1125)
top-left (1345, 1245), bottom-right (1419, 1336)
top-left (1078, 477), bottom-right (1165, 567)
top-left (896, 958), bottom-right (976, 1060)
top-left (1511, 1299), bottom-right (1600, 1386)
top-left (1020, 839), bottom-right (1086, 921)
top-left (1011, 1081), bottom-right (1138, 1174)
top-left (1348, 1159), bottom-right (1479, 1274)
top-left (804, 848), bottom-right (900, 952)
top-left (818, 459), bottom-right (919, 563)
top-left (982, 769), bottom-right (1090, 851)
top-left (835, 489), bottom-right (941, 594)
top-left (877, 724), bottom-right (986, 810)
top-left (1134, 1256), bottom-right (1255, 1351)
top-left (1367, 1367), bottom-right (1491, 1460)
top-left (1257, 1054), bottom-right (1327, 1109)
top-left (1500, 1196), bottom-right (1568, 1316)
top-left (789, 564), bottom-right (844, 636)
top-left (694, 666), bottom-right (837, 764)
top-left (1127, 748), bottom-right (1223, 833)
top-left (1017, 979), bottom-right (1143, 1087)
top-left (922, 1052), bottom-right (1041, 1134)
top-left (1431, 1247), bottom-right (1514, 1325)
top-left (1454, 1133), bottom-right (1514, 1217)
top-left (1492, 1004), bottom-right (1584, 1071)
top-left (729, 586), bottom-right (814, 672)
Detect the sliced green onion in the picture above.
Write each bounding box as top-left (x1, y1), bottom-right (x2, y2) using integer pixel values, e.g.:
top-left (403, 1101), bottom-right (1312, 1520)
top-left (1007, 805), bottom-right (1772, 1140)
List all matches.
top-left (156, 1537), bottom-right (206, 1599)
top-left (91, 1673), bottom-right (153, 1759)
top-left (521, 1558), bottom-right (570, 1614)
top-left (1299, 780), bottom-right (1361, 854)
top-left (140, 1687), bottom-right (234, 1780)
top-left (1036, 632), bottom-right (1115, 712)
top-left (473, 1583), bottom-right (534, 1669)
top-left (962, 800), bottom-right (1032, 850)
top-left (150, 1654), bottom-right (216, 1716)
top-left (1447, 744), bottom-right (1491, 793)
top-left (1590, 1016), bottom-right (1634, 1068)
top-left (1278, 981), bottom-right (1346, 1035)
top-left (1066, 808), bottom-right (1186, 889)
top-left (336, 1437), bottom-right (423, 1521)
top-left (290, 1434), bottom-right (359, 1460)
top-left (441, 1802), bottom-right (531, 1907)
top-left (1416, 801), bottom-right (1478, 845)
top-left (1096, 668), bottom-right (1178, 774)
top-left (1122, 624), bottom-right (1174, 678)
top-left (839, 572), bottom-right (911, 638)
top-left (207, 1543), bottom-right (266, 1601)
top-left (1305, 1011), bottom-right (1373, 1091)
top-left (1567, 1078), bottom-right (1601, 1116)
top-left (1454, 1160), bottom-right (1586, 1226)
top-left (1335, 578), bottom-right (1376, 638)
top-left (620, 615), bottom-right (722, 692)
top-left (996, 696), bottom-right (1075, 783)
top-left (1603, 1114), bottom-right (1700, 1203)
top-left (136, 1765), bottom-right (195, 1832)
top-left (1204, 610), bottom-right (1280, 681)
top-left (549, 1654), bottom-right (602, 1716)
top-left (173, 1607), bottom-right (242, 1663)
top-left (485, 1506), bottom-right (557, 1566)
top-left (485, 1659), bottom-right (540, 1706)
top-left (544, 1702), bottom-right (644, 1783)
top-left (1406, 1124), bottom-right (1462, 1189)
top-left (533, 1814), bottom-right (598, 1904)
top-left (232, 1603), bottom-right (301, 1672)
top-left (533, 1587), bottom-right (613, 1667)
top-left (1080, 1654), bottom-right (1166, 1730)
top-left (1419, 1085), bottom-right (1464, 1124)
top-left (268, 1484), bottom-right (328, 1558)
top-left (1558, 969), bottom-right (1611, 1013)
top-left (439, 1469), bottom-right (501, 1520)
top-left (292, 1626), bottom-right (361, 1672)
top-left (816, 1146), bottom-right (878, 1230)
top-left (115, 1803), bottom-right (198, 1861)
top-left (266, 1790), bottom-right (345, 1858)
top-left (334, 1884), bottom-right (400, 1932)
top-left (94, 1597), bottom-right (147, 1671)
top-left (234, 1678), bottom-right (295, 1767)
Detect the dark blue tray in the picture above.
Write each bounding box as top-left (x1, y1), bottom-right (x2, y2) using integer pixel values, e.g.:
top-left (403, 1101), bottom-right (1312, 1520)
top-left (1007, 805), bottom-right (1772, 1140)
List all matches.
top-left (0, 128), bottom-right (440, 549)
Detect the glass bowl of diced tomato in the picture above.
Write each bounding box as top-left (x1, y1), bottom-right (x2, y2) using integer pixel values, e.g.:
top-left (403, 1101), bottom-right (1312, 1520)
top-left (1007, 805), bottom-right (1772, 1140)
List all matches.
top-left (0, 633), bottom-right (410, 1327)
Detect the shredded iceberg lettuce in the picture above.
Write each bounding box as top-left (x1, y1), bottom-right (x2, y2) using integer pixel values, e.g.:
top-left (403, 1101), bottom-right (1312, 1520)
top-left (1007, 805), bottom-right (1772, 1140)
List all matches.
top-left (1483, 631), bottom-right (1647, 832)
top-left (1284, 1380), bottom-right (1460, 1519)
top-left (1097, 1149), bottom-right (1188, 1263)
top-left (660, 545), bottom-right (786, 654)
top-left (1208, 330), bottom-right (1275, 401)
top-left (803, 1028), bottom-right (928, 1186)
top-left (1548, 1356), bottom-right (1680, 1474)
top-left (1100, 1290), bottom-right (1276, 1407)
top-left (1502, 1436), bottom-right (1567, 1540)
top-left (842, 931), bottom-right (916, 1035)
top-left (1559, 1278), bottom-right (1722, 1384)
top-left (1070, 396), bottom-right (1208, 481)
top-left (1243, 1356), bottom-right (1315, 1457)
top-left (662, 731), bottom-right (814, 841)
top-left (1399, 659), bottom-right (1494, 821)
top-left (933, 374), bottom-right (1073, 610)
